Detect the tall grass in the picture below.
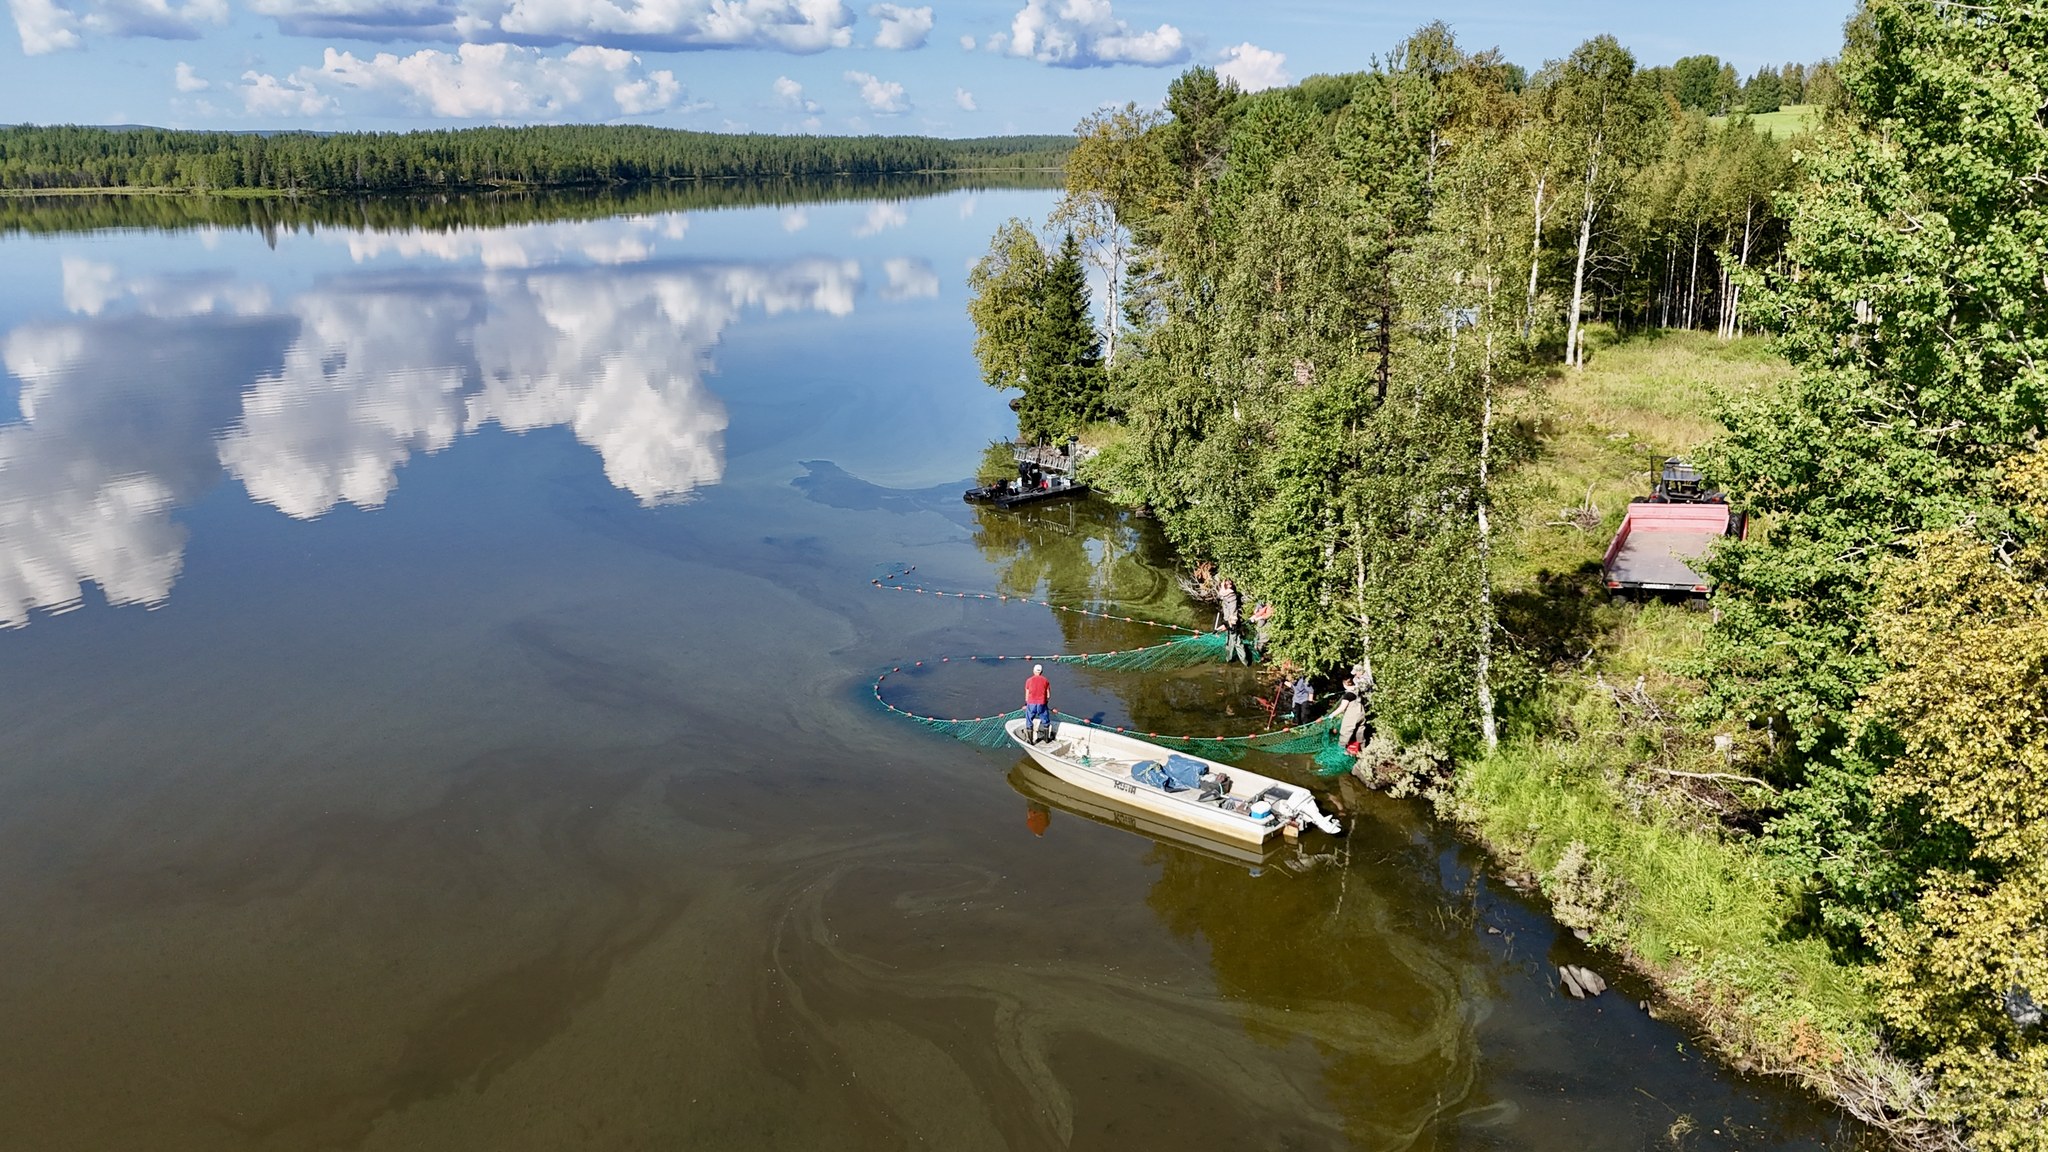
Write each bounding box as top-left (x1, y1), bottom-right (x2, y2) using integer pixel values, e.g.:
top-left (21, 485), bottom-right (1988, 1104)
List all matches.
top-left (1472, 327), bottom-right (1882, 1089)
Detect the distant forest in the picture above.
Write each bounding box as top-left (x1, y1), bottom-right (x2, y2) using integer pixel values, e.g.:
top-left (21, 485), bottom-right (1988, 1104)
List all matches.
top-left (0, 170), bottom-right (1059, 237)
top-left (0, 124), bottom-right (1073, 193)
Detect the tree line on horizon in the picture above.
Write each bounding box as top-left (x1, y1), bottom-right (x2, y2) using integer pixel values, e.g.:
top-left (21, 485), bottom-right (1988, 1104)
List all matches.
top-left (969, 4), bottom-right (2048, 1144)
top-left (0, 124), bottom-right (1073, 193)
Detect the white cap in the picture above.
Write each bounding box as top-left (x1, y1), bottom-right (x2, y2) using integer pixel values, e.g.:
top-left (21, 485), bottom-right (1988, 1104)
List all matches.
top-left (1033, 663), bottom-right (1043, 674)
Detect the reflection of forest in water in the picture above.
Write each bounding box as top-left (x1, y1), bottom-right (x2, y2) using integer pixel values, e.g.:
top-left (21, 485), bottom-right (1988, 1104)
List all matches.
top-left (969, 497), bottom-right (1280, 735)
top-left (0, 171), bottom-right (1059, 238)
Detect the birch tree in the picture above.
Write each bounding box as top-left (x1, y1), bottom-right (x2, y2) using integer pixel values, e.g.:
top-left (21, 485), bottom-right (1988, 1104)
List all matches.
top-left (1540, 36), bottom-right (1659, 367)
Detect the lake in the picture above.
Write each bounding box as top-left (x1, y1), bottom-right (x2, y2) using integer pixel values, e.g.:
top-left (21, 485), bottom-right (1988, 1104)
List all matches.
top-left (0, 184), bottom-right (1868, 1150)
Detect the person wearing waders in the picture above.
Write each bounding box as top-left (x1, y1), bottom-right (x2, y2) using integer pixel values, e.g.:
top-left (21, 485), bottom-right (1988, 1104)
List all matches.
top-left (1333, 678), bottom-right (1370, 753)
top-left (1290, 674), bottom-right (1315, 726)
top-left (1216, 578), bottom-right (1248, 665)
top-left (1023, 663), bottom-right (1053, 744)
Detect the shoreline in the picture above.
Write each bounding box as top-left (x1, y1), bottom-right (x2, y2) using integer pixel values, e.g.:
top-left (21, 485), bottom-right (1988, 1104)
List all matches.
top-left (0, 167), bottom-right (1066, 199)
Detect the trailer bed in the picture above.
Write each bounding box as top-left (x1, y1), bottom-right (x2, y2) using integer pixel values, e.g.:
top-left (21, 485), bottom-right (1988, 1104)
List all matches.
top-left (1603, 502), bottom-right (1735, 594)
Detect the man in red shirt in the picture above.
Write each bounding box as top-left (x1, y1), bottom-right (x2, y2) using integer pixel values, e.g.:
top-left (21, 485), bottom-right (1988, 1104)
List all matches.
top-left (1023, 663), bottom-right (1053, 743)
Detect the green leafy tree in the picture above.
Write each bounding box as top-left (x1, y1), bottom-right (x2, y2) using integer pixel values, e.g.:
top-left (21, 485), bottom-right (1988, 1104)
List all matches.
top-left (1862, 449), bottom-right (2048, 1148)
top-left (966, 218), bottom-right (1048, 395)
top-left (1702, 0), bottom-right (2048, 951)
top-left (1671, 54), bottom-right (1727, 112)
top-left (1538, 35), bottom-right (1663, 368)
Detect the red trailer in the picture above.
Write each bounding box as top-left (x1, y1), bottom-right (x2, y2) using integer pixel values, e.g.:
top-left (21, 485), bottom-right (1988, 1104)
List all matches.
top-left (1601, 459), bottom-right (1747, 597)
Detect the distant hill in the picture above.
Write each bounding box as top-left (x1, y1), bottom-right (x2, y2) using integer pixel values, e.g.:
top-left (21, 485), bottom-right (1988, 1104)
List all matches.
top-left (0, 123), bottom-right (1073, 193)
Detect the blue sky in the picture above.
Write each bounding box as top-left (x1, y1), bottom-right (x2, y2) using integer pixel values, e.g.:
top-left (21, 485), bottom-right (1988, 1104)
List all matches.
top-left (1, 0), bottom-right (1856, 135)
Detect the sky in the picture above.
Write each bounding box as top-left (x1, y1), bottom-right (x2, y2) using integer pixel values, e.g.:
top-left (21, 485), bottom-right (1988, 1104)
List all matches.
top-left (1, 0), bottom-right (1858, 136)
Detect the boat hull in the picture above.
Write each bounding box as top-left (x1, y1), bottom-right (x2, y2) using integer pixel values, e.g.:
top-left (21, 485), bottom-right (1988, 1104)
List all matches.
top-left (1006, 762), bottom-right (1285, 869)
top-left (962, 479), bottom-right (1091, 509)
top-left (1003, 718), bottom-right (1339, 845)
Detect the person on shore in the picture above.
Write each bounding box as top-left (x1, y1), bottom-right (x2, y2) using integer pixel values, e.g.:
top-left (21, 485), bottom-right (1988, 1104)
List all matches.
top-left (1250, 601), bottom-right (1274, 660)
top-left (1333, 678), bottom-right (1370, 752)
top-left (1023, 662), bottom-right (1053, 743)
top-left (1216, 578), bottom-right (1248, 664)
top-left (1290, 674), bottom-right (1314, 726)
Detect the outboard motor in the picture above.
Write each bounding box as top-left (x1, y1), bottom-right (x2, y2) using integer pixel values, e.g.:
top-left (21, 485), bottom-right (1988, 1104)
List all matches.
top-left (1270, 787), bottom-right (1343, 836)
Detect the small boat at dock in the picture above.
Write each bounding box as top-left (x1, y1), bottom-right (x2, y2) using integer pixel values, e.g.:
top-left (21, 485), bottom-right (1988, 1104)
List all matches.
top-left (963, 473), bottom-right (1090, 509)
top-left (1004, 718), bottom-right (1341, 845)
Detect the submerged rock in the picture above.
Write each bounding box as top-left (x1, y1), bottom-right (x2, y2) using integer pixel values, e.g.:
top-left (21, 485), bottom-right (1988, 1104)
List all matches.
top-left (1559, 965), bottom-right (1607, 999)
top-left (1560, 967), bottom-right (1587, 999)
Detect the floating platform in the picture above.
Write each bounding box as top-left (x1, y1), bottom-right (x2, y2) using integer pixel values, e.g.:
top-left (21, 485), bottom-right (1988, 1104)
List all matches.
top-left (962, 476), bottom-right (1090, 509)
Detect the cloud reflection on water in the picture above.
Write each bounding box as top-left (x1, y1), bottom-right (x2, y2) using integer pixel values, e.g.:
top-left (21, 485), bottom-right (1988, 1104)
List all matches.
top-left (0, 250), bottom-right (864, 627)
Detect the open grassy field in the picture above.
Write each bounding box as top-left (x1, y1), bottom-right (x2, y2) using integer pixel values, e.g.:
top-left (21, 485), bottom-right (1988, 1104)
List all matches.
top-left (1714, 103), bottom-right (1823, 140)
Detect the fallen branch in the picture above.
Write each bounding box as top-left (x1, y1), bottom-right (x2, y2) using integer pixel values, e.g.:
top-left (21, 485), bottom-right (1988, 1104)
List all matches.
top-left (1645, 767), bottom-right (1776, 790)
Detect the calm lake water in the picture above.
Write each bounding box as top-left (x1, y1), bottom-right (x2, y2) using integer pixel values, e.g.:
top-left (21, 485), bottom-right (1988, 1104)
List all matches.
top-left (0, 186), bottom-right (1868, 1151)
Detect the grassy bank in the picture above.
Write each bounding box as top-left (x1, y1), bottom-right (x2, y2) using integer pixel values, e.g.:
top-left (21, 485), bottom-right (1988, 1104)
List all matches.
top-left (1460, 328), bottom-right (1925, 1142)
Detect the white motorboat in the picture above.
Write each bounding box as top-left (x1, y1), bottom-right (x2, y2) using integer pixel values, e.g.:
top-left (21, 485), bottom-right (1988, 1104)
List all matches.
top-left (1005, 762), bottom-right (1287, 870)
top-left (1004, 717), bottom-right (1342, 845)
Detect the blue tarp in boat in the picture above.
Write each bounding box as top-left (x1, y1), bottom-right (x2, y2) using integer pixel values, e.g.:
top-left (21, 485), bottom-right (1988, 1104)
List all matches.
top-left (1132, 754), bottom-right (1209, 793)
top-left (1163, 754), bottom-right (1207, 792)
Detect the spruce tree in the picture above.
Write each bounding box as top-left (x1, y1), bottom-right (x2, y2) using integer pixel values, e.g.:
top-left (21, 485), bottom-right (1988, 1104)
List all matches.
top-left (1018, 231), bottom-right (1106, 442)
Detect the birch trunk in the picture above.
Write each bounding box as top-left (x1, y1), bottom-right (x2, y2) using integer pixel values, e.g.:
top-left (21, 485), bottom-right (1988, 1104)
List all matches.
top-left (1354, 543), bottom-right (1374, 688)
top-left (1727, 200), bottom-right (1754, 340)
top-left (1524, 171), bottom-right (1546, 340)
top-left (1477, 322), bottom-right (1499, 752)
top-left (1685, 224), bottom-right (1702, 330)
top-left (1565, 160), bottom-right (1597, 369)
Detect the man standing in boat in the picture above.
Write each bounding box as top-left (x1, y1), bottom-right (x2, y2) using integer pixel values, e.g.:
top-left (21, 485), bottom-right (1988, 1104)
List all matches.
top-left (1023, 663), bottom-right (1053, 744)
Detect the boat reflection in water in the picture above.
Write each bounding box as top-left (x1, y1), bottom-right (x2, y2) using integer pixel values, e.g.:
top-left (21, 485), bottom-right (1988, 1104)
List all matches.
top-left (1005, 760), bottom-right (1291, 873)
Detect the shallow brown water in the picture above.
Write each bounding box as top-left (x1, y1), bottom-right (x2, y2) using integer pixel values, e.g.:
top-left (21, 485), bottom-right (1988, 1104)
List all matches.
top-left (0, 190), bottom-right (1873, 1150)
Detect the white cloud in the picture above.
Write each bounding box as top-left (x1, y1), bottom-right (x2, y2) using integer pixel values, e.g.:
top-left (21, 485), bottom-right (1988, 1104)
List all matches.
top-left (956, 32), bottom-right (971, 50)
top-left (0, 248), bottom-right (864, 627)
top-left (957, 194), bottom-right (977, 219)
top-left (240, 68), bottom-right (336, 117)
top-left (879, 257), bottom-right (938, 301)
top-left (243, 0), bottom-right (463, 39)
top-left (772, 74), bottom-right (820, 113)
top-left (9, 0), bottom-right (79, 52)
top-left (61, 258), bottom-right (272, 317)
top-left (953, 86), bottom-right (975, 111)
top-left (218, 288), bottom-right (476, 520)
top-left (247, 0), bottom-right (857, 53)
top-left (853, 201), bottom-right (906, 237)
top-left (781, 209), bottom-right (808, 232)
top-left (866, 2), bottom-right (927, 50)
top-left (243, 43), bottom-right (684, 119)
top-left (843, 69), bottom-right (907, 115)
top-left (173, 60), bottom-right (209, 91)
top-left (991, 0), bottom-right (1185, 68)
top-left (217, 260), bottom-right (862, 518)
top-left (1216, 41), bottom-right (1289, 92)
top-left (8, 0), bottom-right (225, 54)
top-left (0, 309), bottom-right (296, 627)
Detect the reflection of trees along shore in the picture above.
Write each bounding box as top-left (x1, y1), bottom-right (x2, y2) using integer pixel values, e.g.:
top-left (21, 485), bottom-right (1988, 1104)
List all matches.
top-left (0, 254), bottom-right (862, 628)
top-left (0, 172), bottom-right (1061, 238)
top-left (0, 125), bottom-right (1072, 195)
